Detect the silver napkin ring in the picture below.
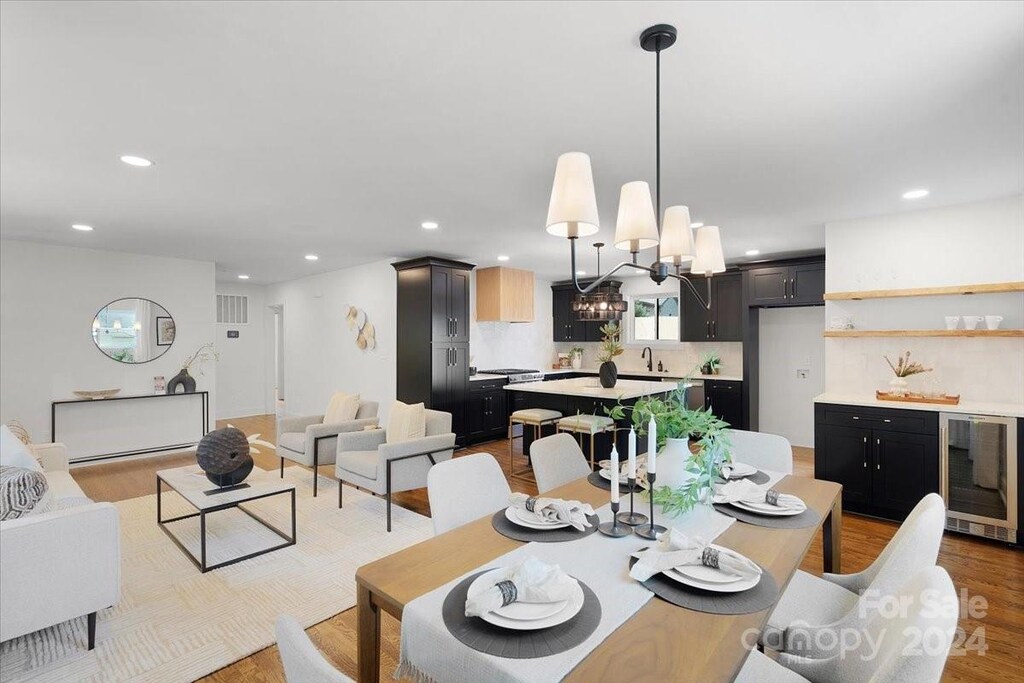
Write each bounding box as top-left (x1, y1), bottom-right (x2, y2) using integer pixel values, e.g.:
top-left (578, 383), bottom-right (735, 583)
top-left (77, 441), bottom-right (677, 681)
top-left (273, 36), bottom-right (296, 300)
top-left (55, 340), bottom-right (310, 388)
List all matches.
top-left (525, 496), bottom-right (538, 513)
top-left (701, 547), bottom-right (720, 569)
top-left (496, 580), bottom-right (518, 606)
top-left (765, 489), bottom-right (780, 506)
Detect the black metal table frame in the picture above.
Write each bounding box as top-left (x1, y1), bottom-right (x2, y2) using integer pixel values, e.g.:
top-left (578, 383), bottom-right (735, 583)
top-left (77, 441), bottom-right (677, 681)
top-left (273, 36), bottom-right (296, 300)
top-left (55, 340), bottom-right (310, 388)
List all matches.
top-left (156, 474), bottom-right (297, 573)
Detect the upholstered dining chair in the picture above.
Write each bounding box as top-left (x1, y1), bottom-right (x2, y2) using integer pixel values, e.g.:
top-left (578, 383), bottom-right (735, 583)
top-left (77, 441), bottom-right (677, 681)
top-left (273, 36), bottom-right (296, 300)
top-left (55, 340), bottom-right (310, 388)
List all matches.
top-left (427, 453), bottom-right (511, 535)
top-left (276, 397), bottom-right (379, 496)
top-left (275, 615), bottom-right (353, 683)
top-left (335, 407), bottom-right (455, 531)
top-left (737, 566), bottom-right (958, 683)
top-left (530, 433), bottom-right (592, 494)
top-left (724, 429), bottom-right (793, 474)
top-left (762, 493), bottom-right (946, 653)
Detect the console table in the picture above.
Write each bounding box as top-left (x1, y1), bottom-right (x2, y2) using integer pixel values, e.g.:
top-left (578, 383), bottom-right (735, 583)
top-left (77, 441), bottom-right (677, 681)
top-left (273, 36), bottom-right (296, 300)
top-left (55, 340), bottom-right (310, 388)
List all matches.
top-left (51, 392), bottom-right (210, 463)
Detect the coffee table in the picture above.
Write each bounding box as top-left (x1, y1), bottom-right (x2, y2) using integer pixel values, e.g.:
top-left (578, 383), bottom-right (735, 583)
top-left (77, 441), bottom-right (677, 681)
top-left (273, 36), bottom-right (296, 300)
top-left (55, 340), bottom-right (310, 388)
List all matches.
top-left (156, 466), bottom-right (296, 572)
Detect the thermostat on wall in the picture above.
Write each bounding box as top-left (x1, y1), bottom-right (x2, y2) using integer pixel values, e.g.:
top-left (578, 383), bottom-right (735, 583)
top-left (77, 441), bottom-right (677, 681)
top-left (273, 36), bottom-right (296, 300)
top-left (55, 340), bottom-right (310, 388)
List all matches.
top-left (227, 330), bottom-right (239, 339)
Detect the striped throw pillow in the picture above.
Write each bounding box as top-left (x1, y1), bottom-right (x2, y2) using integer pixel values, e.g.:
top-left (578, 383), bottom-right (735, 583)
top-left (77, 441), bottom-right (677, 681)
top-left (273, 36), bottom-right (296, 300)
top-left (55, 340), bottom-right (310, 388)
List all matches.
top-left (0, 466), bottom-right (54, 521)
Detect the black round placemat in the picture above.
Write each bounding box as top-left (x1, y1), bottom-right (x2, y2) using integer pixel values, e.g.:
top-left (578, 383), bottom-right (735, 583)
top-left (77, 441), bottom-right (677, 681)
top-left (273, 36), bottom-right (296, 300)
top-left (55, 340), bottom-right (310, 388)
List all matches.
top-left (442, 569), bottom-right (602, 658)
top-left (628, 554), bottom-right (779, 615)
top-left (587, 471), bottom-right (643, 492)
top-left (713, 503), bottom-right (822, 529)
top-left (492, 510), bottom-right (600, 543)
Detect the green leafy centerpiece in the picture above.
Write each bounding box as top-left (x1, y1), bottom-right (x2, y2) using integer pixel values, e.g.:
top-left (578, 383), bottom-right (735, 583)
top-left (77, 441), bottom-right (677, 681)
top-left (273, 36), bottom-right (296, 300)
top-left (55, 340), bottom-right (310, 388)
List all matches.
top-left (596, 322), bottom-right (623, 388)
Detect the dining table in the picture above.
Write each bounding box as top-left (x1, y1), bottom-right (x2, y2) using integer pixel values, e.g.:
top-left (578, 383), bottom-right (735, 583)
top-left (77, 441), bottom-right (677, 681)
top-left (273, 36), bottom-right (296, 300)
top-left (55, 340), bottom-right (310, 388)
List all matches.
top-left (355, 473), bottom-right (842, 682)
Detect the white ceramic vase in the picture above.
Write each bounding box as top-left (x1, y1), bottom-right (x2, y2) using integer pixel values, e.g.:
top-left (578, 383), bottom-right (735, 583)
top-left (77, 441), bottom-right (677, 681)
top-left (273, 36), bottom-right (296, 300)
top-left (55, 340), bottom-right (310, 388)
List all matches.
top-left (653, 437), bottom-right (698, 490)
top-left (570, 355), bottom-right (582, 370)
top-left (889, 376), bottom-right (909, 396)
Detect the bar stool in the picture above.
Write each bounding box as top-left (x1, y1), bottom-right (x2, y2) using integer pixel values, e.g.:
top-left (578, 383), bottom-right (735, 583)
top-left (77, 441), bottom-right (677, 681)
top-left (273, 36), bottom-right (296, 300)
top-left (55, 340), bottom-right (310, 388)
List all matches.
top-left (508, 408), bottom-right (563, 480)
top-left (556, 414), bottom-right (617, 469)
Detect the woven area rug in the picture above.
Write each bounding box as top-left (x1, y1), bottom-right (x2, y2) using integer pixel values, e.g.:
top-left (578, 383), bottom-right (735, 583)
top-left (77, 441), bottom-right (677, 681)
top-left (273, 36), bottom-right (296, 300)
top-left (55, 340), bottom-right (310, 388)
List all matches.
top-left (0, 468), bottom-right (433, 682)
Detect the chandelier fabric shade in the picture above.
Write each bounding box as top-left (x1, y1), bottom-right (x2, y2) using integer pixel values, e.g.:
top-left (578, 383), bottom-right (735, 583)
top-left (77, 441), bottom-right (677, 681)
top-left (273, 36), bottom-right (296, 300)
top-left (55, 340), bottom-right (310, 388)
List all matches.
top-left (545, 152), bottom-right (600, 238)
top-left (690, 225), bottom-right (727, 275)
top-left (658, 205), bottom-right (695, 264)
top-left (613, 181), bottom-right (660, 253)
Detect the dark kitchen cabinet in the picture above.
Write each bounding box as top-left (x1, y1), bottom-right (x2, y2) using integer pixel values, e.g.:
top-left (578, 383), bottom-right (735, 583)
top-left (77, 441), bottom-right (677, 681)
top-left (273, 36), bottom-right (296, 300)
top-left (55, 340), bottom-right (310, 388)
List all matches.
top-left (747, 261), bottom-right (825, 307)
top-left (815, 403), bottom-right (939, 520)
top-left (467, 379), bottom-right (508, 443)
top-left (681, 272), bottom-right (743, 342)
top-left (394, 257), bottom-right (475, 444)
top-left (552, 281), bottom-right (622, 343)
top-left (705, 380), bottom-right (743, 429)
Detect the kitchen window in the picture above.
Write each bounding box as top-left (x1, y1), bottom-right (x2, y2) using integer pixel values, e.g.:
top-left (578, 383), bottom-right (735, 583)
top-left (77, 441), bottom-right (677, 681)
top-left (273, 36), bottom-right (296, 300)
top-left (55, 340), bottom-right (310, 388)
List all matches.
top-left (632, 294), bottom-right (679, 342)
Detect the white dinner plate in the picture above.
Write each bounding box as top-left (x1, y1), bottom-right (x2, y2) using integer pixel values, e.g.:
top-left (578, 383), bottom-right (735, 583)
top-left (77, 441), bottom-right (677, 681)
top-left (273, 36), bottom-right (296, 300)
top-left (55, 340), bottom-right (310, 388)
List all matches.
top-left (722, 462), bottom-right (757, 478)
top-left (493, 599), bottom-right (569, 621)
top-left (664, 566), bottom-right (761, 593)
top-left (599, 469), bottom-right (629, 484)
top-left (467, 568), bottom-right (585, 630)
top-left (731, 499), bottom-right (806, 517)
top-left (674, 563), bottom-right (743, 585)
top-left (504, 506), bottom-right (570, 530)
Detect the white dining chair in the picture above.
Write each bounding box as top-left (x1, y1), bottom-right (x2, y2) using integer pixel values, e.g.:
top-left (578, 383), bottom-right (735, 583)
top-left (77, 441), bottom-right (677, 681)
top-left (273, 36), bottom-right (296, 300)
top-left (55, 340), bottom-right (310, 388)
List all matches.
top-left (275, 615), bottom-right (353, 683)
top-left (762, 493), bottom-right (946, 653)
top-left (530, 433), bottom-right (592, 493)
top-left (725, 429), bottom-right (793, 474)
top-left (427, 453), bottom-right (511, 535)
top-left (737, 565), bottom-right (958, 683)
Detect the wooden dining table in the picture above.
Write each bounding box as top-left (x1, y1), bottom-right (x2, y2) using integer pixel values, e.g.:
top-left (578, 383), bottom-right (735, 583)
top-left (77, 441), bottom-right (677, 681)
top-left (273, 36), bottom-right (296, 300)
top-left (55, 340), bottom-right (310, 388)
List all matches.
top-left (355, 474), bottom-right (842, 682)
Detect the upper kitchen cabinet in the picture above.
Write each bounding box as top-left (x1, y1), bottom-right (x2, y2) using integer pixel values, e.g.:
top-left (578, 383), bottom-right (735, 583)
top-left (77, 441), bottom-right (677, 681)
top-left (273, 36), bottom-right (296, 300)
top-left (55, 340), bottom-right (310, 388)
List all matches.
top-left (746, 259), bottom-right (825, 307)
top-left (477, 267), bottom-right (534, 322)
top-left (680, 272), bottom-right (743, 342)
top-left (551, 280), bottom-right (622, 342)
top-left (429, 263), bottom-right (471, 342)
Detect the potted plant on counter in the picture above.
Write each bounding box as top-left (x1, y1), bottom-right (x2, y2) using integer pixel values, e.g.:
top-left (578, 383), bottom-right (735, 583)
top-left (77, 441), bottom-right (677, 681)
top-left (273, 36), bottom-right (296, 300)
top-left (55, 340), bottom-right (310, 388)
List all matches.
top-left (596, 322), bottom-right (623, 388)
top-left (699, 351), bottom-right (721, 376)
top-left (568, 346), bottom-right (585, 370)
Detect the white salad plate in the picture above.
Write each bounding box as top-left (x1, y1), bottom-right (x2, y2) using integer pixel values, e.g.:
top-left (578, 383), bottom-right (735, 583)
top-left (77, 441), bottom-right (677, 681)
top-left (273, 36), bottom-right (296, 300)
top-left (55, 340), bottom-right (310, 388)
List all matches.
top-left (662, 548), bottom-right (761, 593)
top-left (504, 506), bottom-right (570, 530)
top-left (674, 563), bottom-right (743, 584)
top-left (722, 462), bottom-right (757, 478)
top-left (468, 568), bottom-right (585, 630)
top-left (731, 499), bottom-right (806, 517)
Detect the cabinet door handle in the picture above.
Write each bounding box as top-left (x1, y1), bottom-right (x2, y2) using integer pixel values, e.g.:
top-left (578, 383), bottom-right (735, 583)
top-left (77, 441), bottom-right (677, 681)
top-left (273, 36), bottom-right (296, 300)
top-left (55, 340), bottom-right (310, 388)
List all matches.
top-left (712, 320), bottom-right (717, 338)
top-left (706, 321), bottom-right (710, 339)
top-left (876, 438), bottom-right (881, 469)
top-left (862, 435), bottom-right (868, 467)
top-left (453, 317), bottom-right (458, 336)
top-left (790, 277), bottom-right (796, 299)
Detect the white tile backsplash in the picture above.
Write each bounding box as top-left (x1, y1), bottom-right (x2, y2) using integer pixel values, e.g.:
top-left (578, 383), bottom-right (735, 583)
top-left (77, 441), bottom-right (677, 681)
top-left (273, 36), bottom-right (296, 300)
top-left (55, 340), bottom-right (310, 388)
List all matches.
top-left (553, 341), bottom-right (743, 377)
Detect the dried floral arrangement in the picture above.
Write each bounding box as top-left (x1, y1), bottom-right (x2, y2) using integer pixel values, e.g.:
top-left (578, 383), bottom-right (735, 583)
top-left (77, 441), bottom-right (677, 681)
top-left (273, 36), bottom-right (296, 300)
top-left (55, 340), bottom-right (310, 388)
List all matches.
top-left (884, 351), bottom-right (932, 378)
top-left (596, 322), bottom-right (624, 363)
top-left (182, 342), bottom-right (219, 374)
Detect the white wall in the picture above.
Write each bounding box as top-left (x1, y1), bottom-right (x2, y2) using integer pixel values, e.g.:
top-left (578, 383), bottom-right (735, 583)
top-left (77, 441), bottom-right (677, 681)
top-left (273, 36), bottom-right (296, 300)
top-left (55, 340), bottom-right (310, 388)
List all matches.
top-left (0, 240), bottom-right (217, 443)
top-left (215, 282), bottom-right (273, 419)
top-left (758, 307), bottom-right (825, 447)
top-left (469, 274), bottom-right (554, 371)
top-left (265, 259), bottom-right (398, 422)
top-left (825, 196), bottom-right (1024, 403)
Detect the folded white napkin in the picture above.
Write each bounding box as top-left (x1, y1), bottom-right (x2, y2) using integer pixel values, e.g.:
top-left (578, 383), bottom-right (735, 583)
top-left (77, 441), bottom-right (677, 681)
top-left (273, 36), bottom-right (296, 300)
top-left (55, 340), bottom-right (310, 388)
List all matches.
top-left (465, 556), bottom-right (579, 617)
top-left (508, 493), bottom-right (595, 531)
top-left (720, 462), bottom-right (757, 480)
top-left (629, 528), bottom-right (763, 582)
top-left (712, 480), bottom-right (806, 511)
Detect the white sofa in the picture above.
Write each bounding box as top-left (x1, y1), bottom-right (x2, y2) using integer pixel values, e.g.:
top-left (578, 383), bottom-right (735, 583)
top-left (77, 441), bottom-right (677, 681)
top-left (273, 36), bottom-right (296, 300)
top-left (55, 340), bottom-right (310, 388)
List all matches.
top-left (0, 443), bottom-right (121, 650)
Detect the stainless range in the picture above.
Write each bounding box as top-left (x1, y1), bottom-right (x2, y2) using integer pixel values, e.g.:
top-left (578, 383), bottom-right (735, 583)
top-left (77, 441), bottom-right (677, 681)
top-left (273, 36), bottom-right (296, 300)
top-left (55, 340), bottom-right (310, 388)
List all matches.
top-left (479, 368), bottom-right (545, 384)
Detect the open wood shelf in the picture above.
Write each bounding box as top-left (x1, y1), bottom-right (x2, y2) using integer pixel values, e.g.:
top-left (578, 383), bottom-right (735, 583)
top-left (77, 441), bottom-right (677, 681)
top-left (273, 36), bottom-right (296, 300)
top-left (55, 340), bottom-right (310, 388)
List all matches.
top-left (824, 281), bottom-right (1024, 301)
top-left (824, 329), bottom-right (1024, 338)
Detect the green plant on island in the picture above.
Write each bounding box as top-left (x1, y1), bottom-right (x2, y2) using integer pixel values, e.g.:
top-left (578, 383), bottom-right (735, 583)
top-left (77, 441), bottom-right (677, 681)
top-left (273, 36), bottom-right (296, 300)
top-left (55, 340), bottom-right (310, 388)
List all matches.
top-left (596, 322), bottom-right (623, 363)
top-left (700, 351), bottom-right (721, 375)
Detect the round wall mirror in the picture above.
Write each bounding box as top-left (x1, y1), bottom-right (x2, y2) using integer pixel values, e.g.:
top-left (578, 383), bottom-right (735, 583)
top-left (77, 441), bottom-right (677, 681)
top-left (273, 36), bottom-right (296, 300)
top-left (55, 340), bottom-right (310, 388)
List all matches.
top-left (92, 298), bottom-right (175, 364)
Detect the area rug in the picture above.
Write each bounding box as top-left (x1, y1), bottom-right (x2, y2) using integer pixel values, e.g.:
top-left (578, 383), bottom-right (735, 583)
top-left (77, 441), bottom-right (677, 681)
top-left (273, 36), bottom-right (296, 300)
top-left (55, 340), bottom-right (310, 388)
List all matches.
top-left (0, 468), bottom-right (433, 682)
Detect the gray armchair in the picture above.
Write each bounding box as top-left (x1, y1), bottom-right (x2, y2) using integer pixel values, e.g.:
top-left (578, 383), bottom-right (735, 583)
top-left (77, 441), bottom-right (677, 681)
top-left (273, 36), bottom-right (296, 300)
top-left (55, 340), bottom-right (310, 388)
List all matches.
top-left (276, 400), bottom-right (379, 496)
top-left (335, 409), bottom-right (455, 531)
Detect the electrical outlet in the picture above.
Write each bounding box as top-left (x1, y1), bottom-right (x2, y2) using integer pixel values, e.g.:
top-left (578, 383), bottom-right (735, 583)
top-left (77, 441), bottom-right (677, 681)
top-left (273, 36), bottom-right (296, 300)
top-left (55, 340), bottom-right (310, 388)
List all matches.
top-left (797, 368), bottom-right (809, 379)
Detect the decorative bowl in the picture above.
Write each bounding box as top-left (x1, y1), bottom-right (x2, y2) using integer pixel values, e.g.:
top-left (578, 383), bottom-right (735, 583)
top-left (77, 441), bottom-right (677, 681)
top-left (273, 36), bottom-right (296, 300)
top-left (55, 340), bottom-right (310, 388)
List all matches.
top-left (73, 388), bottom-right (122, 400)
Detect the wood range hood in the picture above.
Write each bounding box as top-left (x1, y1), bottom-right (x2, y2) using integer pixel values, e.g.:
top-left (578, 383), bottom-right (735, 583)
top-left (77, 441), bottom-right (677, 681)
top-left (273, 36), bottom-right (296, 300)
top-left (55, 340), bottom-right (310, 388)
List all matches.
top-left (475, 267), bottom-right (534, 322)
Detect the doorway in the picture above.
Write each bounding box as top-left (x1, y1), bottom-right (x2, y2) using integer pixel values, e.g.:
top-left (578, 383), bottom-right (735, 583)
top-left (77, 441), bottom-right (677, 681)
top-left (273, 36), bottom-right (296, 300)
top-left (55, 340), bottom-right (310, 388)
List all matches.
top-left (270, 304), bottom-right (285, 416)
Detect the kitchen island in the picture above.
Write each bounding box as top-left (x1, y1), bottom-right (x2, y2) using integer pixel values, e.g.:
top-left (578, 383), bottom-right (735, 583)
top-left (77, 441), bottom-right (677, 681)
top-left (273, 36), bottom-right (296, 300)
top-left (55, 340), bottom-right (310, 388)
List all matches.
top-left (505, 377), bottom-right (679, 460)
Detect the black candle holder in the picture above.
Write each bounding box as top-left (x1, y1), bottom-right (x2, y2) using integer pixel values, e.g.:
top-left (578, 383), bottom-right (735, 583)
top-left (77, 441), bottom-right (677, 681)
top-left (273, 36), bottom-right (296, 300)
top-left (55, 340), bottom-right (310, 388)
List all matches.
top-left (616, 476), bottom-right (648, 526)
top-left (635, 471), bottom-right (667, 540)
top-left (599, 500), bottom-right (632, 537)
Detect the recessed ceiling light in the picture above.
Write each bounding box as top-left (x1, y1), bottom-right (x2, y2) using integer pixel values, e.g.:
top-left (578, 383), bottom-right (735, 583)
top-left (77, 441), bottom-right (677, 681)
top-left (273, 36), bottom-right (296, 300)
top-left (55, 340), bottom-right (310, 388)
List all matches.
top-left (238, 274), bottom-right (250, 280)
top-left (305, 254), bottom-right (319, 261)
top-left (576, 270), bottom-right (587, 276)
top-left (745, 249), bottom-right (760, 256)
top-left (902, 189), bottom-right (929, 200)
top-left (71, 224), bottom-right (93, 231)
top-left (421, 221), bottom-right (439, 230)
top-left (691, 222), bottom-right (704, 228)
top-left (497, 255), bottom-right (510, 262)
top-left (119, 155), bottom-right (153, 167)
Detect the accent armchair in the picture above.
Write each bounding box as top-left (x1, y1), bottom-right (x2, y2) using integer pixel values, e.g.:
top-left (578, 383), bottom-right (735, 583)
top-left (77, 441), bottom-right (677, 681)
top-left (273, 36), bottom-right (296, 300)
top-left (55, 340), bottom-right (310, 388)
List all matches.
top-left (276, 401), bottom-right (379, 496)
top-left (335, 409), bottom-right (455, 531)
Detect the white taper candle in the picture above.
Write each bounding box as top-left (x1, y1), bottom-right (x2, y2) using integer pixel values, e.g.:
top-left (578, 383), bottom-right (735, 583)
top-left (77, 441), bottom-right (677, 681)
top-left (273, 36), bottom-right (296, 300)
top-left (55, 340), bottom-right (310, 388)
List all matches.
top-left (627, 427), bottom-right (637, 479)
top-left (647, 415), bottom-right (657, 474)
top-left (610, 444), bottom-right (620, 504)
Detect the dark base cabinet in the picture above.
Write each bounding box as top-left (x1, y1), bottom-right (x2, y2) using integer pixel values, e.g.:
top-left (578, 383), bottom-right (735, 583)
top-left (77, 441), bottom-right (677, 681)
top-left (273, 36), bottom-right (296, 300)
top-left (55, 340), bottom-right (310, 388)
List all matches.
top-left (705, 380), bottom-right (743, 429)
top-left (815, 403), bottom-right (939, 520)
top-left (467, 378), bottom-right (509, 444)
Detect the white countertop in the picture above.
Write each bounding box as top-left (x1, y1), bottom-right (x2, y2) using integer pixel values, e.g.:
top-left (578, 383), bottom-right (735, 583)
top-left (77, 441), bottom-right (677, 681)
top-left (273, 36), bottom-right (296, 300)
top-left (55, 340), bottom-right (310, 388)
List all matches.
top-left (544, 367), bottom-right (743, 382)
top-left (815, 393), bottom-right (1024, 418)
top-left (505, 376), bottom-right (679, 400)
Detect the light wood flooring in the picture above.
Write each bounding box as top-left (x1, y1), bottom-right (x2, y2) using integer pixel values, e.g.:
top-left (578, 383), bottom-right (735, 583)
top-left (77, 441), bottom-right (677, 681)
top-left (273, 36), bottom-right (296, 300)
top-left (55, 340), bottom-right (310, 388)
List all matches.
top-left (70, 414), bottom-right (1024, 683)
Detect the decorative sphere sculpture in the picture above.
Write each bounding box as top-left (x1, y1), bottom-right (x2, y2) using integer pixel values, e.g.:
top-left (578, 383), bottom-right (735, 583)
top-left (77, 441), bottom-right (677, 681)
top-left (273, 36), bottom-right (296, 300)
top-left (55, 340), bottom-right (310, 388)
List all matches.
top-left (196, 427), bottom-right (254, 487)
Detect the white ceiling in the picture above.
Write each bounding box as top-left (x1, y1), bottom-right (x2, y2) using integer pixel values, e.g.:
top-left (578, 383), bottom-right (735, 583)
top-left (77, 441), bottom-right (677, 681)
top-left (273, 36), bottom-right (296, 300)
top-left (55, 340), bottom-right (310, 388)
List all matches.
top-left (2, 1), bottom-right (1022, 284)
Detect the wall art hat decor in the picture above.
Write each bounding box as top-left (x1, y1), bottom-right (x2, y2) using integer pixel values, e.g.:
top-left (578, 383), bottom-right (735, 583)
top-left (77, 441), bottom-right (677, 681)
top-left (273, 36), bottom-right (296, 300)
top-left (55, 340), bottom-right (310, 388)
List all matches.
top-left (345, 305), bottom-right (376, 350)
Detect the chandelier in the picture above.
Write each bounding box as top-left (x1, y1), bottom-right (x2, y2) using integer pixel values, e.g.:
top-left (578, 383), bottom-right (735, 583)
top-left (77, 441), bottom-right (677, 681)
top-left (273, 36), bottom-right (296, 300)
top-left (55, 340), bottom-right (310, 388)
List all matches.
top-left (544, 24), bottom-right (725, 310)
top-left (571, 242), bottom-right (627, 321)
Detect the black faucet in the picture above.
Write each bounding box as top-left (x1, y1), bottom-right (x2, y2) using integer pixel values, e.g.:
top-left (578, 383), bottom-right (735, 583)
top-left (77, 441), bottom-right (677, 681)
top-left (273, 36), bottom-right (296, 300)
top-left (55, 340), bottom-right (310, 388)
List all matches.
top-left (642, 346), bottom-right (653, 372)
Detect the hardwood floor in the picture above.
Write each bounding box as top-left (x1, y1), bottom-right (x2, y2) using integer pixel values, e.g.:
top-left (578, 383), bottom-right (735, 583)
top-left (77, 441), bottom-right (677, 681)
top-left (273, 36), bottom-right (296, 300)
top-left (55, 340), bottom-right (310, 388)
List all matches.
top-left (71, 414), bottom-right (1023, 683)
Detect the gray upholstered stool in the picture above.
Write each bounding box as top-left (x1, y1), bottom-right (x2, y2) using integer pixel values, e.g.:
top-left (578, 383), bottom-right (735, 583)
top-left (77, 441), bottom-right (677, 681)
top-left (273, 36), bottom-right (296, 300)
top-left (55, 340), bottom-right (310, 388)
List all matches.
top-left (556, 414), bottom-right (616, 469)
top-left (508, 408), bottom-right (563, 480)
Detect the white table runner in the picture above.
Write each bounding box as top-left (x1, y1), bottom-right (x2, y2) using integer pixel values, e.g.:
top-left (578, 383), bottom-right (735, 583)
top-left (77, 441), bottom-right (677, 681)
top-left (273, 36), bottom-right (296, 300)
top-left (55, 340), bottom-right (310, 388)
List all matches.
top-left (397, 503), bottom-right (736, 683)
